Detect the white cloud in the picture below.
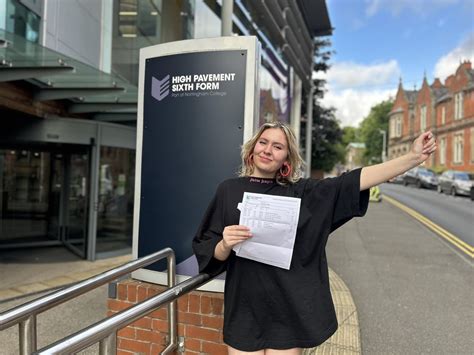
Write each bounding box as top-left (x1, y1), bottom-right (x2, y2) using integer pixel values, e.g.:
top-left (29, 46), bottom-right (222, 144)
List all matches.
top-left (323, 60), bottom-right (400, 90)
top-left (365, 0), bottom-right (459, 17)
top-left (321, 89), bottom-right (395, 128)
top-left (314, 60), bottom-right (399, 127)
top-left (434, 33), bottom-right (474, 81)
top-left (365, 0), bottom-right (381, 17)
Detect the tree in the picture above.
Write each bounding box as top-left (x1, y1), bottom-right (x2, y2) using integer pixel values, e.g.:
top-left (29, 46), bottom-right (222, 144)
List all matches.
top-left (358, 100), bottom-right (393, 164)
top-left (301, 38), bottom-right (344, 173)
top-left (341, 126), bottom-right (361, 147)
top-left (310, 106), bottom-right (345, 171)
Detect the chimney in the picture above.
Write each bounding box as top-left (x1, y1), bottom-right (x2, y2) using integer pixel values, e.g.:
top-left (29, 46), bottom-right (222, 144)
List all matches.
top-left (432, 78), bottom-right (442, 89)
top-left (445, 75), bottom-right (454, 88)
top-left (460, 60), bottom-right (472, 71)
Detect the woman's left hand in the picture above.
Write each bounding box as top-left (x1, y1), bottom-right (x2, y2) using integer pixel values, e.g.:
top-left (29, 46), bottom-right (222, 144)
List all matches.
top-left (411, 131), bottom-right (437, 164)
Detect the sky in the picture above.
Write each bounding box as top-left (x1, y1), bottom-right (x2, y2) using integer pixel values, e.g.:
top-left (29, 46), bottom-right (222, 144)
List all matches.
top-left (318, 0), bottom-right (474, 127)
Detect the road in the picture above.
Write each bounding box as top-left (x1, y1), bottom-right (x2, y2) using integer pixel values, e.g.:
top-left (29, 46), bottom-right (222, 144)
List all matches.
top-left (327, 197), bottom-right (473, 354)
top-left (380, 183), bottom-right (474, 249)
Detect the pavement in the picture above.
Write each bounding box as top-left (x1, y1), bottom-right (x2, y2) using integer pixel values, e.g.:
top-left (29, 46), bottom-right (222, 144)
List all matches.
top-left (0, 250), bottom-right (131, 302)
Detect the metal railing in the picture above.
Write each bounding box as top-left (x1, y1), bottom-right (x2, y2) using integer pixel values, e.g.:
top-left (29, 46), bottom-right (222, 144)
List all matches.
top-left (34, 273), bottom-right (212, 354)
top-left (0, 248), bottom-right (176, 355)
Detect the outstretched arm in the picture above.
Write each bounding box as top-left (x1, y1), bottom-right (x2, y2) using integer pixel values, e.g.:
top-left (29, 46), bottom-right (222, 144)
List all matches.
top-left (360, 131), bottom-right (437, 191)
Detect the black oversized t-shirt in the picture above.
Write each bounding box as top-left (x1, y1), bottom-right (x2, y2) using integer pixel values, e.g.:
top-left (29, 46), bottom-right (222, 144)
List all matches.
top-left (192, 168), bottom-right (369, 351)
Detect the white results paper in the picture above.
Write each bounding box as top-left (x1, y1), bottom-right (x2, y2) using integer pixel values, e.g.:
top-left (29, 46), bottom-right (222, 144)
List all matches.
top-left (233, 192), bottom-right (301, 269)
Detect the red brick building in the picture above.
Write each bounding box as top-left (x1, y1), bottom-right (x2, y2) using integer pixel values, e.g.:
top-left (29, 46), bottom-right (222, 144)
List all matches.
top-left (388, 61), bottom-right (474, 172)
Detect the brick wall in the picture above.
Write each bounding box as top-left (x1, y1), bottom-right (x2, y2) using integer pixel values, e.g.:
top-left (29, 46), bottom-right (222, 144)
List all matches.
top-left (107, 279), bottom-right (226, 355)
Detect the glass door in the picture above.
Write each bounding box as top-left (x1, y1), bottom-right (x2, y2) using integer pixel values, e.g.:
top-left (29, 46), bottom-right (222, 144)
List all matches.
top-left (0, 144), bottom-right (91, 258)
top-left (0, 148), bottom-right (54, 247)
top-left (47, 152), bottom-right (64, 242)
top-left (63, 151), bottom-right (89, 258)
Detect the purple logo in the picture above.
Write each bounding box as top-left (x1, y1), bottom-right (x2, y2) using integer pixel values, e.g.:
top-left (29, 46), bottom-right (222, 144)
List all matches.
top-left (151, 75), bottom-right (170, 101)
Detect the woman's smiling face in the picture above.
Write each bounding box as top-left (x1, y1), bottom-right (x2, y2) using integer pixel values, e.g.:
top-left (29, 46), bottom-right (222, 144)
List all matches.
top-left (251, 128), bottom-right (289, 178)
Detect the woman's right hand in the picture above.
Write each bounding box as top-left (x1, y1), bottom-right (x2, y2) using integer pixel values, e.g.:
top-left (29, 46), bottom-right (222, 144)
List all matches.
top-left (222, 225), bottom-right (252, 251)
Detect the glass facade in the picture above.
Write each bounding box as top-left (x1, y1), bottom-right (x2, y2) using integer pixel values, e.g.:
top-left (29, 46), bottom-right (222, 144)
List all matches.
top-left (112, 0), bottom-right (195, 85)
top-left (5, 0), bottom-right (40, 43)
top-left (96, 147), bottom-right (135, 253)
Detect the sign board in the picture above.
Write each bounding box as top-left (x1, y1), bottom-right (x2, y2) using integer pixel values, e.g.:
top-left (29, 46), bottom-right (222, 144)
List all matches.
top-left (132, 36), bottom-right (260, 292)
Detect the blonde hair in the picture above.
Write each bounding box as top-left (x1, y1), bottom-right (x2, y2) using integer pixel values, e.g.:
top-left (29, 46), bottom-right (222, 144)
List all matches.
top-left (238, 122), bottom-right (304, 185)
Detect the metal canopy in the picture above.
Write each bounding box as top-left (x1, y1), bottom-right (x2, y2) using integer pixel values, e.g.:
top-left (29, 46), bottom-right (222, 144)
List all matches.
top-left (0, 29), bottom-right (138, 119)
top-left (34, 87), bottom-right (126, 101)
top-left (0, 65), bottom-right (75, 82)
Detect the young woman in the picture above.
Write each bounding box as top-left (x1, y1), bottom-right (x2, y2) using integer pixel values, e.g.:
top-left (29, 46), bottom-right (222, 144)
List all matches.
top-left (193, 122), bottom-right (437, 355)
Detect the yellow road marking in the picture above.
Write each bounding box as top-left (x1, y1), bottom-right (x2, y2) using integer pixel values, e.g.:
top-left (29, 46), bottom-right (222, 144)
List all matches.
top-left (383, 194), bottom-right (474, 259)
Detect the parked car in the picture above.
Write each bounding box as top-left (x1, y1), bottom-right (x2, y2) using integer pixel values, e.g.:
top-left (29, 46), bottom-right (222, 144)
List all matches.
top-left (388, 172), bottom-right (405, 184)
top-left (437, 170), bottom-right (474, 196)
top-left (403, 167), bottom-right (438, 189)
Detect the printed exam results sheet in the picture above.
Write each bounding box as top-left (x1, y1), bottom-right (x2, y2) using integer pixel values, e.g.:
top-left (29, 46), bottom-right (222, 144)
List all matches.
top-left (233, 192), bottom-right (301, 269)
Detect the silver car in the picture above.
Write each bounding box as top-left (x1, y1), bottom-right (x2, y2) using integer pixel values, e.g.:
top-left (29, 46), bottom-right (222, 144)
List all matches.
top-left (437, 170), bottom-right (474, 196)
top-left (403, 167), bottom-right (438, 189)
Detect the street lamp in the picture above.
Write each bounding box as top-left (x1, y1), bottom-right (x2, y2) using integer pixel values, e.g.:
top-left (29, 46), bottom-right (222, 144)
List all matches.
top-left (379, 129), bottom-right (387, 162)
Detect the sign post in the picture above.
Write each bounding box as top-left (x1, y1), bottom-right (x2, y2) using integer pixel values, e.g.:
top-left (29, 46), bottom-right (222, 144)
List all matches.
top-left (132, 37), bottom-right (260, 292)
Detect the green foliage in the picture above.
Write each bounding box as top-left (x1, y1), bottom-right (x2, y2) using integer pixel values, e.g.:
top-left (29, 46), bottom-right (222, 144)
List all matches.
top-left (342, 126), bottom-right (361, 147)
top-left (310, 106), bottom-right (345, 171)
top-left (358, 100), bottom-right (393, 164)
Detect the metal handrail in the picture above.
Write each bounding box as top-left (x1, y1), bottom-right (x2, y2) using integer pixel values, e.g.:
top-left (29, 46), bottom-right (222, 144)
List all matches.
top-left (35, 273), bottom-right (212, 355)
top-left (0, 248), bottom-right (176, 355)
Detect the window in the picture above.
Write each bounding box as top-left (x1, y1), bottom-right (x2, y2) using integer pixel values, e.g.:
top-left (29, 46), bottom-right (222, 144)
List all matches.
top-left (453, 133), bottom-right (463, 164)
top-left (454, 92), bottom-right (464, 120)
top-left (117, 0), bottom-right (163, 38)
top-left (390, 114), bottom-right (402, 138)
top-left (396, 116), bottom-right (402, 137)
top-left (420, 105), bottom-right (427, 131)
top-left (441, 106), bottom-right (446, 125)
top-left (5, 0), bottom-right (41, 42)
top-left (440, 137), bottom-right (446, 165)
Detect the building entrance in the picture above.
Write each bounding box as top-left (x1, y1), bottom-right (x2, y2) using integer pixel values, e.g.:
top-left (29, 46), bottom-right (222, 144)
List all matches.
top-left (0, 144), bottom-right (90, 258)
